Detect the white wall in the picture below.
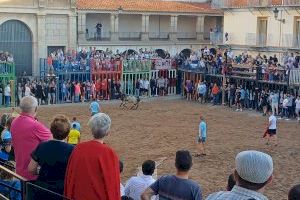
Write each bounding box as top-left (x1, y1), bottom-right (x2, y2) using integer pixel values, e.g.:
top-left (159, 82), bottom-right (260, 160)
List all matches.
top-left (119, 14), bottom-right (142, 33)
top-left (177, 16), bottom-right (196, 33)
top-left (149, 15), bottom-right (170, 33)
top-left (86, 13), bottom-right (111, 35)
top-left (45, 14), bottom-right (68, 45)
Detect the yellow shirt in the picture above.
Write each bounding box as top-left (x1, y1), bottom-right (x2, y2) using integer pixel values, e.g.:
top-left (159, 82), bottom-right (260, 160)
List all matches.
top-left (68, 129), bottom-right (80, 144)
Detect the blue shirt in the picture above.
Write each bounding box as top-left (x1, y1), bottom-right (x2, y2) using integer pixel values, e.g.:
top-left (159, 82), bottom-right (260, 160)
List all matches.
top-left (271, 93), bottom-right (279, 104)
top-left (198, 84), bottom-right (207, 95)
top-left (199, 121), bottom-right (207, 138)
top-left (90, 101), bottom-right (100, 114)
top-left (1, 130), bottom-right (12, 141)
top-left (240, 89), bottom-right (245, 100)
top-left (0, 179), bottom-right (21, 200)
top-left (71, 122), bottom-right (81, 132)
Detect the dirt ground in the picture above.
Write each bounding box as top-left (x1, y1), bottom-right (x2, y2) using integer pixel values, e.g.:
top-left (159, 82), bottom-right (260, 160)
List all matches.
top-left (2, 99), bottom-right (300, 199)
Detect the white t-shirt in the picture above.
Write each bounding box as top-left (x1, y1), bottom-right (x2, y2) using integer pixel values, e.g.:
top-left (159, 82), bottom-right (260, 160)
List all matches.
top-left (269, 115), bottom-right (277, 130)
top-left (4, 86), bottom-right (10, 96)
top-left (143, 80), bottom-right (149, 90)
top-left (296, 99), bottom-right (300, 109)
top-left (25, 86), bottom-right (31, 96)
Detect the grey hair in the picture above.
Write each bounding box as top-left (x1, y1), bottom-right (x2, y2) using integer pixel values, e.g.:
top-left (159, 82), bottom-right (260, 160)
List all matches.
top-left (88, 113), bottom-right (111, 139)
top-left (19, 96), bottom-right (38, 114)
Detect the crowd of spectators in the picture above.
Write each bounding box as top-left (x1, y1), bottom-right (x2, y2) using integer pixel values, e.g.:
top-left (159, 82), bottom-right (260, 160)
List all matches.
top-left (185, 80), bottom-right (300, 121)
top-left (0, 51), bottom-right (14, 63)
top-left (0, 96), bottom-right (299, 200)
top-left (180, 47), bottom-right (293, 83)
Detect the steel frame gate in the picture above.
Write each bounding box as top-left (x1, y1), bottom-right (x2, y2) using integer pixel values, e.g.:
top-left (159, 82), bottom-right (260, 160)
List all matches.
top-left (151, 69), bottom-right (177, 96)
top-left (122, 60), bottom-right (152, 96)
top-left (56, 72), bottom-right (91, 103)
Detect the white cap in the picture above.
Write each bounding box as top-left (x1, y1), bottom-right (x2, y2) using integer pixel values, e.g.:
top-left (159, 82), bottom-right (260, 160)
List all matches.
top-left (235, 150), bottom-right (273, 184)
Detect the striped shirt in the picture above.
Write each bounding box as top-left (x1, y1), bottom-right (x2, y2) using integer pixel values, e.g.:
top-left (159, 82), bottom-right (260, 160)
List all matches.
top-left (125, 175), bottom-right (156, 200)
top-left (206, 186), bottom-right (269, 200)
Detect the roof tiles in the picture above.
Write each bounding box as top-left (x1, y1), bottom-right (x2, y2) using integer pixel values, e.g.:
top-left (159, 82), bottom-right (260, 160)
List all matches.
top-left (77, 0), bottom-right (222, 14)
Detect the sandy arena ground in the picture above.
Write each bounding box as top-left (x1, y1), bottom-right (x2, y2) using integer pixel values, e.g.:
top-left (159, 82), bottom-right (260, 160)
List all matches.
top-left (2, 98), bottom-right (300, 199)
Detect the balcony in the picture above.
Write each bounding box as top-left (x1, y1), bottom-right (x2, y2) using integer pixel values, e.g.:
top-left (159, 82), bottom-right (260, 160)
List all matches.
top-left (149, 32), bottom-right (169, 40)
top-left (177, 32), bottom-right (197, 40)
top-left (119, 32), bottom-right (141, 40)
top-left (293, 35), bottom-right (300, 48)
top-left (211, 0), bottom-right (296, 9)
top-left (86, 32), bottom-right (111, 41)
top-left (256, 34), bottom-right (267, 46)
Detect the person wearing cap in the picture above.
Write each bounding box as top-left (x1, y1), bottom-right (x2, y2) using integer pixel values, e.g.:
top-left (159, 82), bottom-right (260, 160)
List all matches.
top-left (206, 150), bottom-right (273, 200)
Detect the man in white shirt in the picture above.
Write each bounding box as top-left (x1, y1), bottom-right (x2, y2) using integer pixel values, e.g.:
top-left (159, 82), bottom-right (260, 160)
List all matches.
top-left (4, 83), bottom-right (11, 107)
top-left (157, 76), bottom-right (165, 96)
top-left (125, 160), bottom-right (156, 200)
top-left (266, 110), bottom-right (278, 146)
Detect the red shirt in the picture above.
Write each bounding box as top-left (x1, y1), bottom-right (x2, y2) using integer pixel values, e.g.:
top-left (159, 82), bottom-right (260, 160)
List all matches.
top-left (102, 80), bottom-right (107, 91)
top-left (64, 141), bottom-right (120, 200)
top-left (11, 113), bottom-right (52, 180)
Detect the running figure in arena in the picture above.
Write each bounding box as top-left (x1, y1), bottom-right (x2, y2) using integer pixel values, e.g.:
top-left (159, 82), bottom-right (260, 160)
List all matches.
top-left (265, 110), bottom-right (278, 146)
top-left (196, 116), bottom-right (207, 157)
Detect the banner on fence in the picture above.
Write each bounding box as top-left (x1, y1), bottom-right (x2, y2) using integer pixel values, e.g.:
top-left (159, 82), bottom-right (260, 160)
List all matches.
top-left (153, 59), bottom-right (172, 70)
top-left (123, 60), bottom-right (152, 72)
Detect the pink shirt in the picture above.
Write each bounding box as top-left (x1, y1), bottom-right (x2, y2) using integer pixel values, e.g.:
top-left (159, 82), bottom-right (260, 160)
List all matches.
top-left (11, 113), bottom-right (52, 180)
top-left (75, 84), bottom-right (81, 95)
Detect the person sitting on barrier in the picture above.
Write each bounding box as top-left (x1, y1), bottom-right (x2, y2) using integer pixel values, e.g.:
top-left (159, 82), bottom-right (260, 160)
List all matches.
top-left (28, 115), bottom-right (74, 199)
top-left (0, 161), bottom-right (21, 200)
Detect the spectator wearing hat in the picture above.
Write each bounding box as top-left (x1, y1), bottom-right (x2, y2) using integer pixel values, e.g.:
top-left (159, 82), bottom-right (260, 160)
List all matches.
top-left (142, 150), bottom-right (202, 200)
top-left (206, 150), bottom-right (273, 200)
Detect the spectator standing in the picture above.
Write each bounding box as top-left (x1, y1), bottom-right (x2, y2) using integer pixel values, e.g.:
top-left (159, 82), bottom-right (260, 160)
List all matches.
top-left (64, 113), bottom-right (120, 200)
top-left (270, 91), bottom-right (279, 115)
top-left (28, 115), bottom-right (74, 198)
top-left (90, 98), bottom-right (100, 116)
top-left (135, 79), bottom-right (140, 97)
top-left (11, 96), bottom-right (52, 180)
top-left (67, 124), bottom-right (81, 145)
top-left (125, 160), bottom-right (156, 200)
top-left (212, 83), bottom-right (219, 105)
top-left (197, 82), bottom-right (207, 104)
top-left (142, 150), bottom-right (202, 200)
top-left (4, 83), bottom-right (10, 107)
top-left (206, 150), bottom-right (273, 200)
top-left (196, 116), bottom-right (207, 156)
top-left (35, 81), bottom-right (43, 105)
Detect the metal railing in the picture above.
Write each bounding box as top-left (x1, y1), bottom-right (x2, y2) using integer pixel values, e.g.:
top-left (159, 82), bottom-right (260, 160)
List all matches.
top-left (177, 32), bottom-right (197, 39)
top-left (86, 32), bottom-right (111, 41)
top-left (119, 32), bottom-right (141, 40)
top-left (0, 62), bottom-right (15, 76)
top-left (211, 0), bottom-right (286, 8)
top-left (149, 32), bottom-right (169, 40)
top-left (210, 32), bottom-right (223, 44)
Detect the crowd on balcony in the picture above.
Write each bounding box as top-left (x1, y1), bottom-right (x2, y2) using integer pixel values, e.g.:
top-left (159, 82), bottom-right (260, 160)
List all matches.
top-left (180, 47), bottom-right (295, 83)
top-left (0, 96), bottom-right (300, 199)
top-left (0, 51), bottom-right (14, 75)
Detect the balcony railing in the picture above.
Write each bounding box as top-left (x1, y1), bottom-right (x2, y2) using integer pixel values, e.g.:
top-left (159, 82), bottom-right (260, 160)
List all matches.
top-left (86, 32), bottom-right (111, 41)
top-left (119, 32), bottom-right (141, 40)
top-left (256, 34), bottom-right (267, 46)
top-left (177, 32), bottom-right (197, 39)
top-left (210, 32), bottom-right (223, 44)
top-left (211, 0), bottom-right (300, 8)
top-left (149, 32), bottom-right (169, 40)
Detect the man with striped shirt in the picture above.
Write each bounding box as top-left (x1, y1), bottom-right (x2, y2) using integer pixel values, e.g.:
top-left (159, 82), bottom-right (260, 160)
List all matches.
top-left (125, 160), bottom-right (156, 200)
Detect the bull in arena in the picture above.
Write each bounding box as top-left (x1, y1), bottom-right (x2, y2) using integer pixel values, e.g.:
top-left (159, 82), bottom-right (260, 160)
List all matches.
top-left (120, 93), bottom-right (140, 110)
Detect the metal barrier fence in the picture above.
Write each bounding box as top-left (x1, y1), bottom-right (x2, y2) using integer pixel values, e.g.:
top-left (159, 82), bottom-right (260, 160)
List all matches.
top-left (0, 164), bottom-right (71, 200)
top-left (289, 69), bottom-right (300, 86)
top-left (0, 62), bottom-right (16, 107)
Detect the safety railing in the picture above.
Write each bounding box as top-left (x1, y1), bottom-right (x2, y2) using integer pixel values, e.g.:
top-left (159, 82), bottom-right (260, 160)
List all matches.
top-left (123, 60), bottom-right (152, 72)
top-left (212, 0), bottom-right (281, 8)
top-left (119, 32), bottom-right (142, 40)
top-left (0, 62), bottom-right (15, 76)
top-left (177, 32), bottom-right (197, 39)
top-left (289, 69), bottom-right (300, 86)
top-left (86, 32), bottom-right (111, 41)
top-left (149, 32), bottom-right (170, 40)
top-left (91, 59), bottom-right (122, 73)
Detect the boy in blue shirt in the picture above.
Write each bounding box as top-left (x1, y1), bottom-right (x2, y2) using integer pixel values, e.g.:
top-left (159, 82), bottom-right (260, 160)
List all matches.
top-left (196, 116), bottom-right (207, 157)
top-left (71, 117), bottom-right (81, 132)
top-left (89, 98), bottom-right (101, 116)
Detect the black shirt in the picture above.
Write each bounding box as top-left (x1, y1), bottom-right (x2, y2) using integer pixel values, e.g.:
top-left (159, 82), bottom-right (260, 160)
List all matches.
top-left (31, 140), bottom-right (74, 194)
